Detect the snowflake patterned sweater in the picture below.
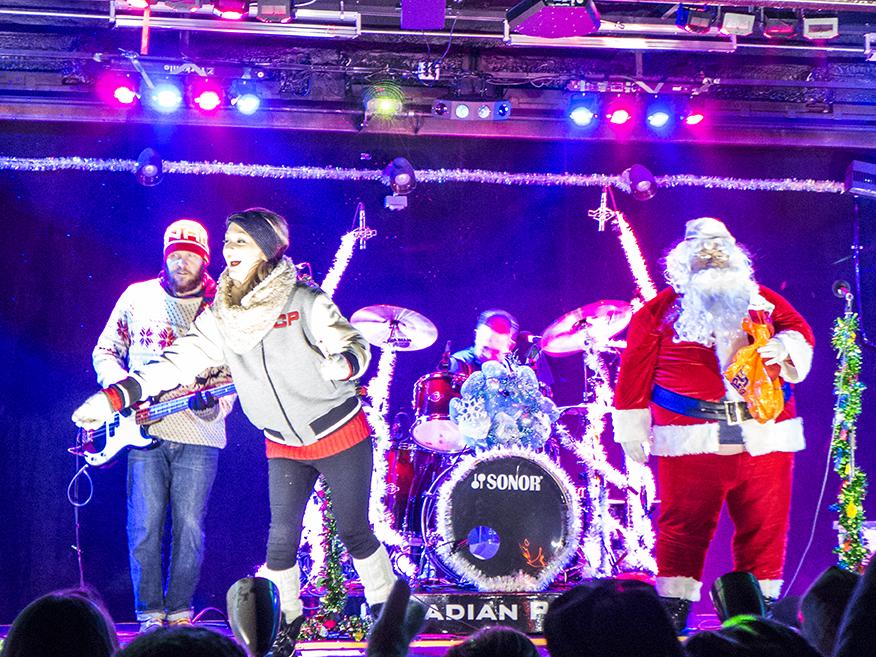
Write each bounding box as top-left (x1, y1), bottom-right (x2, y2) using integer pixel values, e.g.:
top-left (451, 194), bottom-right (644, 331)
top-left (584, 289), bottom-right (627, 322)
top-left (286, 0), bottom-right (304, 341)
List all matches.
top-left (92, 278), bottom-right (234, 448)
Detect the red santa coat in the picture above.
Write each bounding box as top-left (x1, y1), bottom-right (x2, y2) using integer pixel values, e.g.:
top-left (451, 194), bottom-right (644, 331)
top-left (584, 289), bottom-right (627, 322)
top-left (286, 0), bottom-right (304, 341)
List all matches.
top-left (613, 285), bottom-right (815, 457)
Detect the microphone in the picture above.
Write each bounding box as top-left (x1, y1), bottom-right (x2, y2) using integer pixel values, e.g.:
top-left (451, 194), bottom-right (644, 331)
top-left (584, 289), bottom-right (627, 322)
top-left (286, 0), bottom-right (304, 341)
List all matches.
top-left (390, 411), bottom-right (411, 440)
top-left (833, 279), bottom-right (852, 299)
top-left (356, 202), bottom-right (367, 250)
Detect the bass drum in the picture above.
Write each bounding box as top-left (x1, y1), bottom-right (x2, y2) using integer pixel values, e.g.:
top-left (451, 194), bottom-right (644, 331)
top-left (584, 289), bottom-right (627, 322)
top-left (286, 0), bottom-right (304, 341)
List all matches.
top-left (422, 448), bottom-right (582, 591)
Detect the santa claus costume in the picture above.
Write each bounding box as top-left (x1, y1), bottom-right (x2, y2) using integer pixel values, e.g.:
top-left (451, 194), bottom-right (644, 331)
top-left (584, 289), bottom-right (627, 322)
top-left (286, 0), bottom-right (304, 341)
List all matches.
top-left (612, 218), bottom-right (814, 630)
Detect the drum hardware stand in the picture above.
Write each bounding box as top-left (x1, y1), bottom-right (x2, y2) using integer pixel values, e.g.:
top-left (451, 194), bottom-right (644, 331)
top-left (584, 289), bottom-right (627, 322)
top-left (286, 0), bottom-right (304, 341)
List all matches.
top-left (384, 320), bottom-right (412, 350)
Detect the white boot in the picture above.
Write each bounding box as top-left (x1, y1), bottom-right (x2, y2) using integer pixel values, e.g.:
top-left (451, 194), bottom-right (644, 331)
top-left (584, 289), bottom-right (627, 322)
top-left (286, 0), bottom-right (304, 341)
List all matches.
top-left (263, 565), bottom-right (303, 623)
top-left (353, 545), bottom-right (397, 607)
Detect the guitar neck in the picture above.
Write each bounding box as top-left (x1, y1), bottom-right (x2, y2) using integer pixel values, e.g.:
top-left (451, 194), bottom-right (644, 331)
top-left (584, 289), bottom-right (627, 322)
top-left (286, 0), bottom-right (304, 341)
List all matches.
top-left (134, 383), bottom-right (236, 425)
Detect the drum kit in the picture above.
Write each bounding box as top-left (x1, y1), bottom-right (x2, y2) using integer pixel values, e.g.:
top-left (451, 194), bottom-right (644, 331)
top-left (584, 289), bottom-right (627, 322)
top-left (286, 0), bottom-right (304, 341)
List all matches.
top-left (350, 300), bottom-right (632, 590)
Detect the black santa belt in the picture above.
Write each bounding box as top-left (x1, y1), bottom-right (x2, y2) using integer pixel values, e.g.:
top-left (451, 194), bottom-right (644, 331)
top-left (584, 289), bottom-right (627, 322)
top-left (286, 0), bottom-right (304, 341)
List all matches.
top-left (651, 383), bottom-right (792, 426)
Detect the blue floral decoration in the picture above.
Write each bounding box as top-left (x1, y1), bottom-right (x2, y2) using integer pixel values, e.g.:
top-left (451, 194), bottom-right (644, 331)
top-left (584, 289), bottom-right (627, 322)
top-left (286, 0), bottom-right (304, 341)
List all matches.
top-left (449, 360), bottom-right (560, 451)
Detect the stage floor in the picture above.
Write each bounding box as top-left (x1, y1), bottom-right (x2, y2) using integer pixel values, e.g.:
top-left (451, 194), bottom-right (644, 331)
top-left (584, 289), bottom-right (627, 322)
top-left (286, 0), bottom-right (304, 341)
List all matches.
top-left (0, 614), bottom-right (721, 653)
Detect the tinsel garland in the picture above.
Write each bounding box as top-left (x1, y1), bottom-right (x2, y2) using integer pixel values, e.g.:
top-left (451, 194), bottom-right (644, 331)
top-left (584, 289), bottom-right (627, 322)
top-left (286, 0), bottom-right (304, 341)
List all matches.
top-left (613, 212), bottom-right (657, 303)
top-left (363, 348), bottom-right (418, 577)
top-left (321, 231), bottom-right (360, 299)
top-left (298, 483), bottom-right (372, 642)
top-left (0, 155), bottom-right (847, 193)
top-left (829, 312), bottom-right (870, 572)
top-left (554, 345), bottom-right (657, 577)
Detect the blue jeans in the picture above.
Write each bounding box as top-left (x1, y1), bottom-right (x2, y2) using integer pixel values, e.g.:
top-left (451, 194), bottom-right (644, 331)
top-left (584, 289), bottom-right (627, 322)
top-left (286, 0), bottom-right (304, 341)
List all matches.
top-left (127, 441), bottom-right (219, 621)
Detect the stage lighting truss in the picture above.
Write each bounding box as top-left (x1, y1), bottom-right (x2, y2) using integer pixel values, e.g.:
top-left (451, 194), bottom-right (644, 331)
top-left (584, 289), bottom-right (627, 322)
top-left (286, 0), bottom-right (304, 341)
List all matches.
top-left (563, 91), bottom-right (707, 131)
top-left (114, 8), bottom-right (362, 39)
top-left (431, 99), bottom-right (512, 121)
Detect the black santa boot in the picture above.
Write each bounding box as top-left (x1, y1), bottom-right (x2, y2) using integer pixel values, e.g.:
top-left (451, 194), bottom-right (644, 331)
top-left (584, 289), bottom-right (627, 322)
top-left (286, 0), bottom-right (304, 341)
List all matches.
top-left (660, 597), bottom-right (692, 634)
top-left (270, 614), bottom-right (304, 657)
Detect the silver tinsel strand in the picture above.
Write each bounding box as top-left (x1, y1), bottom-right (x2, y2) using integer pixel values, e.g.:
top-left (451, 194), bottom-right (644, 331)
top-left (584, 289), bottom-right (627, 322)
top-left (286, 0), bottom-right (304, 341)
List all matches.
top-left (0, 156), bottom-right (846, 193)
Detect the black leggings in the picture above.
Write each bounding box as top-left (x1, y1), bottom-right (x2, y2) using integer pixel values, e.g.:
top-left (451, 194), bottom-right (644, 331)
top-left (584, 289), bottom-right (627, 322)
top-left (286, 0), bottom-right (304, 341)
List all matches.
top-left (266, 437), bottom-right (380, 569)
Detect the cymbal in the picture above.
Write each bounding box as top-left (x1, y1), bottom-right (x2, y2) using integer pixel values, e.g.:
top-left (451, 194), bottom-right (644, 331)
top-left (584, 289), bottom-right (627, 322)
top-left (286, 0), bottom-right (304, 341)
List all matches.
top-left (351, 304), bottom-right (438, 351)
top-left (541, 300), bottom-right (632, 356)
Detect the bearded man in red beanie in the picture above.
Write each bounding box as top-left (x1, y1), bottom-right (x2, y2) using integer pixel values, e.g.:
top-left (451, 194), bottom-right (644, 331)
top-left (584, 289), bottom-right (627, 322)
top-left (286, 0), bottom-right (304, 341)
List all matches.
top-left (92, 219), bottom-right (235, 632)
top-left (612, 217), bottom-right (814, 631)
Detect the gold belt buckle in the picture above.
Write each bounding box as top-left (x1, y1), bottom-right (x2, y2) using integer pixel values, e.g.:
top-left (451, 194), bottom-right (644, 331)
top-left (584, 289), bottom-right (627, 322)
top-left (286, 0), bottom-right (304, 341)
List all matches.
top-left (724, 402), bottom-right (745, 426)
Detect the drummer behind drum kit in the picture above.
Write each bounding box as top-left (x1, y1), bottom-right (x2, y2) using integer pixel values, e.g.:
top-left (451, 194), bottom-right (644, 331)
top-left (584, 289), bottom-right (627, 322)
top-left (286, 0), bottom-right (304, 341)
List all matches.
top-left (350, 300), bottom-right (631, 591)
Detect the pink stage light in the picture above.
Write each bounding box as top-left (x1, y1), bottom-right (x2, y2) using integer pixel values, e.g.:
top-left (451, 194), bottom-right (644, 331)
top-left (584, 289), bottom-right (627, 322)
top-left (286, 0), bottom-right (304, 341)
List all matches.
top-left (96, 72), bottom-right (139, 108)
top-left (685, 112), bottom-right (705, 126)
top-left (195, 90), bottom-right (222, 112)
top-left (608, 108), bottom-right (632, 125)
top-left (191, 78), bottom-right (224, 112)
top-left (213, 0), bottom-right (248, 19)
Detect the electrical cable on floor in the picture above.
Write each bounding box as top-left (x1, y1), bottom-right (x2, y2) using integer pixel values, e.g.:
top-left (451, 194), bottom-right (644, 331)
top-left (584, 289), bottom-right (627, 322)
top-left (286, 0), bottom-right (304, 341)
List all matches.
top-left (783, 434), bottom-right (834, 595)
top-left (192, 606), bottom-right (228, 624)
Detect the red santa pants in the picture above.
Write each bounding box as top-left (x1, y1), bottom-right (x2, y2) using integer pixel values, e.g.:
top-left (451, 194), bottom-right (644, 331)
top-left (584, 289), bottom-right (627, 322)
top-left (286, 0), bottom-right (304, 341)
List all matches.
top-left (655, 451), bottom-right (794, 583)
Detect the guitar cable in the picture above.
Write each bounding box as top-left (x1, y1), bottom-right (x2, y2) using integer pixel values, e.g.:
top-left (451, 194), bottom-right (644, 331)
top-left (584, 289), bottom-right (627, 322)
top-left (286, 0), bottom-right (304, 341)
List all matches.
top-left (67, 451), bottom-right (94, 588)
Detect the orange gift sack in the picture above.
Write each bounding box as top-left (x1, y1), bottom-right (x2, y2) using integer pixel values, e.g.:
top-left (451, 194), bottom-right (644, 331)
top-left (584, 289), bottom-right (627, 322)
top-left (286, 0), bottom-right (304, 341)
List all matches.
top-left (724, 316), bottom-right (785, 424)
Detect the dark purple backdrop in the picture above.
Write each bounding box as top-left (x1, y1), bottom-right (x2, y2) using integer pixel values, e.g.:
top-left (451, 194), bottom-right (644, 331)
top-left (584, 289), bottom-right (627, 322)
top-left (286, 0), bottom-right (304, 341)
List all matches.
top-left (0, 119), bottom-right (872, 623)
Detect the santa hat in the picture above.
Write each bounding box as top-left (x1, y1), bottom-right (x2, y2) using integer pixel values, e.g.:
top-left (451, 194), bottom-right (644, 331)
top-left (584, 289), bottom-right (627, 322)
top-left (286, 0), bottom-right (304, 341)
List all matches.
top-left (164, 219), bottom-right (210, 263)
top-left (684, 217), bottom-right (735, 244)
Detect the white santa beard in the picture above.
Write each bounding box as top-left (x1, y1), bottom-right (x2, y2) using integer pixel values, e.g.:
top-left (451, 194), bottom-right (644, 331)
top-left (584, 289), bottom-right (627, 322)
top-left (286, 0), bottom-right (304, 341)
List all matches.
top-left (674, 266), bottom-right (757, 349)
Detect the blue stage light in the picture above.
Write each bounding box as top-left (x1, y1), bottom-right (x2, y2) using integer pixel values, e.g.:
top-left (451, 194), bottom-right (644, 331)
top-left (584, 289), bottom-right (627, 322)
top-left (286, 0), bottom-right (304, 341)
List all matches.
top-left (567, 94), bottom-right (598, 127)
top-left (146, 81), bottom-right (183, 114)
top-left (645, 99), bottom-right (675, 131)
top-left (647, 110), bottom-right (671, 128)
top-left (234, 93), bottom-right (261, 115)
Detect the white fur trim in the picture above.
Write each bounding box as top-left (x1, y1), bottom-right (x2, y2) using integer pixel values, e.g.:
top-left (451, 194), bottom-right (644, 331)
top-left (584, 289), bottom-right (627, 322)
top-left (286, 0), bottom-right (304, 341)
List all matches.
top-left (652, 423), bottom-right (720, 456)
top-left (775, 330), bottom-right (813, 383)
top-left (611, 408), bottom-right (652, 445)
top-left (656, 576), bottom-right (703, 602)
top-left (758, 579), bottom-right (783, 600)
top-left (749, 292), bottom-right (776, 313)
top-left (213, 258), bottom-right (298, 355)
top-left (652, 417), bottom-right (805, 457)
top-left (743, 417), bottom-right (805, 456)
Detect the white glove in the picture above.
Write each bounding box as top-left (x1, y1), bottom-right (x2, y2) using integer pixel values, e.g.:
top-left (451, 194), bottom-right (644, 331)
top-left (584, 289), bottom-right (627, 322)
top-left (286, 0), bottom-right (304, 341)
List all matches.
top-left (620, 440), bottom-right (648, 464)
top-left (758, 338), bottom-right (789, 366)
top-left (72, 392), bottom-right (115, 430)
top-left (319, 353), bottom-right (352, 381)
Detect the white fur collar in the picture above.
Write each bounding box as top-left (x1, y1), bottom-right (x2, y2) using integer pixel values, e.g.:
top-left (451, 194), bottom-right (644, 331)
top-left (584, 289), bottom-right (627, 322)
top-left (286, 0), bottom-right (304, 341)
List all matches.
top-left (213, 258), bottom-right (298, 354)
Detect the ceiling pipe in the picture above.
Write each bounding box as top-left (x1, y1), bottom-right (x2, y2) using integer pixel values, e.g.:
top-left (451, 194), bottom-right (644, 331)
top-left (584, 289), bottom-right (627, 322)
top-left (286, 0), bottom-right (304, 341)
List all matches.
top-left (597, 0), bottom-right (876, 11)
